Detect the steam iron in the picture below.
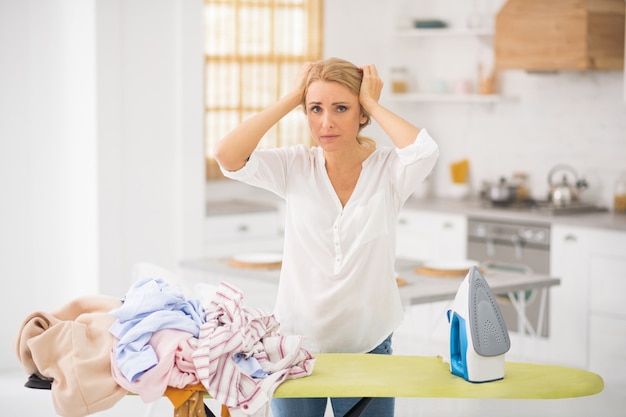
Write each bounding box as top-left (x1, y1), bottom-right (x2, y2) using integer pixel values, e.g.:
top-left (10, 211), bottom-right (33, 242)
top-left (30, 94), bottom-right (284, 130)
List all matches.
top-left (447, 266), bottom-right (510, 382)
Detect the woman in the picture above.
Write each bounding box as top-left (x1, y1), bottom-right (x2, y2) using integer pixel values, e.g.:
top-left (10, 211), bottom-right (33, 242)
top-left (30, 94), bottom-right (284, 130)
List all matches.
top-left (214, 57), bottom-right (439, 417)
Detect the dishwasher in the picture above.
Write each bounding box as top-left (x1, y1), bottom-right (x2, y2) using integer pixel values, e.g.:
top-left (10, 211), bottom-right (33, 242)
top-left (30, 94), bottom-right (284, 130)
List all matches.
top-left (467, 218), bottom-right (551, 337)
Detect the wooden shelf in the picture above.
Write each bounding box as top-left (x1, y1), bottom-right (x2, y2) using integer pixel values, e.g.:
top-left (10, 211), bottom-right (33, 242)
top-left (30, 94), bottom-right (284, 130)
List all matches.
top-left (395, 27), bottom-right (494, 38)
top-left (388, 93), bottom-right (505, 104)
top-left (390, 25), bottom-right (505, 104)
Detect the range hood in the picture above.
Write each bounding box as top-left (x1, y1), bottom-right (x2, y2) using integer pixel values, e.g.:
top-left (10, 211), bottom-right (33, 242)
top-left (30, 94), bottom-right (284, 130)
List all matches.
top-left (494, 0), bottom-right (625, 71)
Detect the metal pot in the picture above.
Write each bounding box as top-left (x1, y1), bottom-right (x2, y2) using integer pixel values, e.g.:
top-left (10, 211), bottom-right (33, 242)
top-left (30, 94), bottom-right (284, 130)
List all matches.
top-left (547, 164), bottom-right (588, 206)
top-left (486, 177), bottom-right (519, 205)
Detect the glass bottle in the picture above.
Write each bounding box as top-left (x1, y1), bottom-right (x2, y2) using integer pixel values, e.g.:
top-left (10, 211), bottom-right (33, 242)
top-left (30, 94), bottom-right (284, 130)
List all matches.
top-left (614, 173), bottom-right (626, 213)
top-left (512, 172), bottom-right (530, 202)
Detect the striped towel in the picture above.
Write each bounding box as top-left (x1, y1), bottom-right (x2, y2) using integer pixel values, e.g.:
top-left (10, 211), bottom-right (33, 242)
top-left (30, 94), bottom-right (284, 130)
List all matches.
top-left (192, 281), bottom-right (315, 417)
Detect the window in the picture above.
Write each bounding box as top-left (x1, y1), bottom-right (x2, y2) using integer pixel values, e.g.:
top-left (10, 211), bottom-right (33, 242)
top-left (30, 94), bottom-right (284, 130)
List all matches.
top-left (203, 0), bottom-right (323, 179)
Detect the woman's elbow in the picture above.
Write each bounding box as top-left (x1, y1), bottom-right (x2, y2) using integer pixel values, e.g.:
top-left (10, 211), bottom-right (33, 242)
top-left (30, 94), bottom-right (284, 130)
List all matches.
top-left (213, 142), bottom-right (246, 172)
top-left (212, 142), bottom-right (227, 168)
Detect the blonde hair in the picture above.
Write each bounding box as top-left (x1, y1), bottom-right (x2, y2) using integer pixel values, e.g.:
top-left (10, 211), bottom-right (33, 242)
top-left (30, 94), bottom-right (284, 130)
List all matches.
top-left (302, 57), bottom-right (376, 148)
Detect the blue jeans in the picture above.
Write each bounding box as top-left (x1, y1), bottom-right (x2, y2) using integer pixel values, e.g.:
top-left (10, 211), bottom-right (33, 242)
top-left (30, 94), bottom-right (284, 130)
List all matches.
top-left (271, 335), bottom-right (394, 417)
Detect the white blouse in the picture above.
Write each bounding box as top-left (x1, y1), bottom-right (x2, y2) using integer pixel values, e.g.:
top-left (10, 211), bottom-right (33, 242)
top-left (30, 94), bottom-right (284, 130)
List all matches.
top-left (220, 129), bottom-right (439, 354)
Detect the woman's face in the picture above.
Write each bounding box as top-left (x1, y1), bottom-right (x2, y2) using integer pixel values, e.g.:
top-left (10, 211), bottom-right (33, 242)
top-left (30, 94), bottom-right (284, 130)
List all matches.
top-left (305, 80), bottom-right (367, 151)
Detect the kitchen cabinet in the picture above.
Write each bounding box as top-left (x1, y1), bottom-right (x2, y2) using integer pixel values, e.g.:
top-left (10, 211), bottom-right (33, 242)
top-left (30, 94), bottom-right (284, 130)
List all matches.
top-left (495, 0), bottom-right (625, 71)
top-left (204, 201), bottom-right (283, 257)
top-left (549, 225), bottom-right (626, 379)
top-left (389, 28), bottom-right (503, 103)
top-left (396, 209), bottom-right (467, 261)
top-left (549, 225), bottom-right (593, 368)
top-left (586, 230), bottom-right (626, 411)
top-left (395, 209), bottom-right (467, 357)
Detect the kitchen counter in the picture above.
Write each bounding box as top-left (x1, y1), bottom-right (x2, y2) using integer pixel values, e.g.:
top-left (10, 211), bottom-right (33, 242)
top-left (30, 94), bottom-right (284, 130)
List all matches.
top-left (206, 199), bottom-right (278, 215)
top-left (181, 257), bottom-right (559, 308)
top-left (404, 197), bottom-right (626, 231)
top-left (204, 196), bottom-right (626, 232)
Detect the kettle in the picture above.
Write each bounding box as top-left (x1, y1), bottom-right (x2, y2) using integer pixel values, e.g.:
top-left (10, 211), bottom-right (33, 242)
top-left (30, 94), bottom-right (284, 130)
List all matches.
top-left (547, 164), bottom-right (588, 206)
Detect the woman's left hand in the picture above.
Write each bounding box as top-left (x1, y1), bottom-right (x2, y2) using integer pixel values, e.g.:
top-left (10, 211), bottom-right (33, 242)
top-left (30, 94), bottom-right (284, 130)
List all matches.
top-left (359, 64), bottom-right (383, 110)
top-left (357, 63), bottom-right (422, 149)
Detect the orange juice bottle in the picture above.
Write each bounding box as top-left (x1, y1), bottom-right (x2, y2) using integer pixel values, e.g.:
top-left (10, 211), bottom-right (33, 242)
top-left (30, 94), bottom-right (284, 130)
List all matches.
top-left (614, 173), bottom-right (626, 213)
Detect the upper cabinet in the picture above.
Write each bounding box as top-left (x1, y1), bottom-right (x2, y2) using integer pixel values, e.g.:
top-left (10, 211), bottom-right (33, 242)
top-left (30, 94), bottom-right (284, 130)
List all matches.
top-left (494, 0), bottom-right (625, 71)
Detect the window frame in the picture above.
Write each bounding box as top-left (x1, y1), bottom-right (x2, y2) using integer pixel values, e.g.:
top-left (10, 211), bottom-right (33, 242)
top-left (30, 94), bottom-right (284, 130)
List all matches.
top-left (203, 0), bottom-right (323, 180)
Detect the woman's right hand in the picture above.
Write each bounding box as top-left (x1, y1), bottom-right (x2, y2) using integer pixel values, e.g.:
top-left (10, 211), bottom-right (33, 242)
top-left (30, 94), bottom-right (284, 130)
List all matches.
top-left (291, 61), bottom-right (314, 100)
top-left (215, 61), bottom-right (315, 171)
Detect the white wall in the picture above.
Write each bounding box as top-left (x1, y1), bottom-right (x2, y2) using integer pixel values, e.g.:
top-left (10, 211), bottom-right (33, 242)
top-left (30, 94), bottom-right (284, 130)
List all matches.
top-left (1, 0), bottom-right (623, 374)
top-left (95, 0), bottom-right (205, 296)
top-left (325, 0), bottom-right (626, 208)
top-left (0, 0), bottom-right (100, 370)
top-left (0, 0), bottom-right (204, 370)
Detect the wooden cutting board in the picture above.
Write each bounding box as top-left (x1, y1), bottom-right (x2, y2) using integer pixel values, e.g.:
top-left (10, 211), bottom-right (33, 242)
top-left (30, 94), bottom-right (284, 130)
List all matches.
top-left (415, 266), bottom-right (479, 277)
top-left (228, 258), bottom-right (409, 286)
top-left (227, 259), bottom-right (282, 269)
top-left (396, 277), bottom-right (408, 286)
top-left (228, 253), bottom-right (283, 269)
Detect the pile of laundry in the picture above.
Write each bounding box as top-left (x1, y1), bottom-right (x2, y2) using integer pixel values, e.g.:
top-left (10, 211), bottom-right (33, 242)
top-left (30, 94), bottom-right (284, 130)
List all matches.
top-left (15, 263), bottom-right (315, 417)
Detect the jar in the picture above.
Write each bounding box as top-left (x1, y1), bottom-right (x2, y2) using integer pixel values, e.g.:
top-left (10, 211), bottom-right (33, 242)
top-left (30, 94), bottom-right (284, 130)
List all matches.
top-left (390, 67), bottom-right (410, 94)
top-left (512, 172), bottom-right (530, 202)
top-left (614, 173), bottom-right (626, 213)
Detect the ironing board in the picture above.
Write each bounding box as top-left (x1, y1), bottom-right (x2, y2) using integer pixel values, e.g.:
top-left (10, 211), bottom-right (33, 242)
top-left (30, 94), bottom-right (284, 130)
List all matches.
top-left (275, 354), bottom-right (603, 399)
top-left (169, 353), bottom-right (603, 417)
top-left (278, 353), bottom-right (602, 417)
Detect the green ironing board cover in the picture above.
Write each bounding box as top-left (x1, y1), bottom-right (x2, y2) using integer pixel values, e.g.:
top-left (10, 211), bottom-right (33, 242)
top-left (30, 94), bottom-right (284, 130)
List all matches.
top-left (274, 354), bottom-right (604, 399)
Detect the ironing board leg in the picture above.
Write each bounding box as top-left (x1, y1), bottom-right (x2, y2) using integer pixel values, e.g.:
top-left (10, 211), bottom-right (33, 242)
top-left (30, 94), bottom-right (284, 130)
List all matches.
top-left (204, 404), bottom-right (217, 417)
top-left (342, 397), bottom-right (373, 417)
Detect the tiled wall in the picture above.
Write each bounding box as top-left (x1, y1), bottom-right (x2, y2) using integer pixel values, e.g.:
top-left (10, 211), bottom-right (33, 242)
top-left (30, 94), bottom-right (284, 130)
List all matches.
top-left (323, 0), bottom-right (626, 209)
top-left (384, 70), bottom-right (626, 207)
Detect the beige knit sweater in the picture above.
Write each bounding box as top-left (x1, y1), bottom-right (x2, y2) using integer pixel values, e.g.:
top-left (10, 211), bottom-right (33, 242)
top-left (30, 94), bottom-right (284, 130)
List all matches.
top-left (15, 295), bottom-right (127, 417)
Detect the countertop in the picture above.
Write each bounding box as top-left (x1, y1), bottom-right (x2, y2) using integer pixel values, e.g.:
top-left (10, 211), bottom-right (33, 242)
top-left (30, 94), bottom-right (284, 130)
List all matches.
top-left (403, 197), bottom-right (626, 232)
top-left (206, 199), bottom-right (278, 216)
top-left (206, 196), bottom-right (626, 232)
top-left (181, 257), bottom-right (560, 307)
